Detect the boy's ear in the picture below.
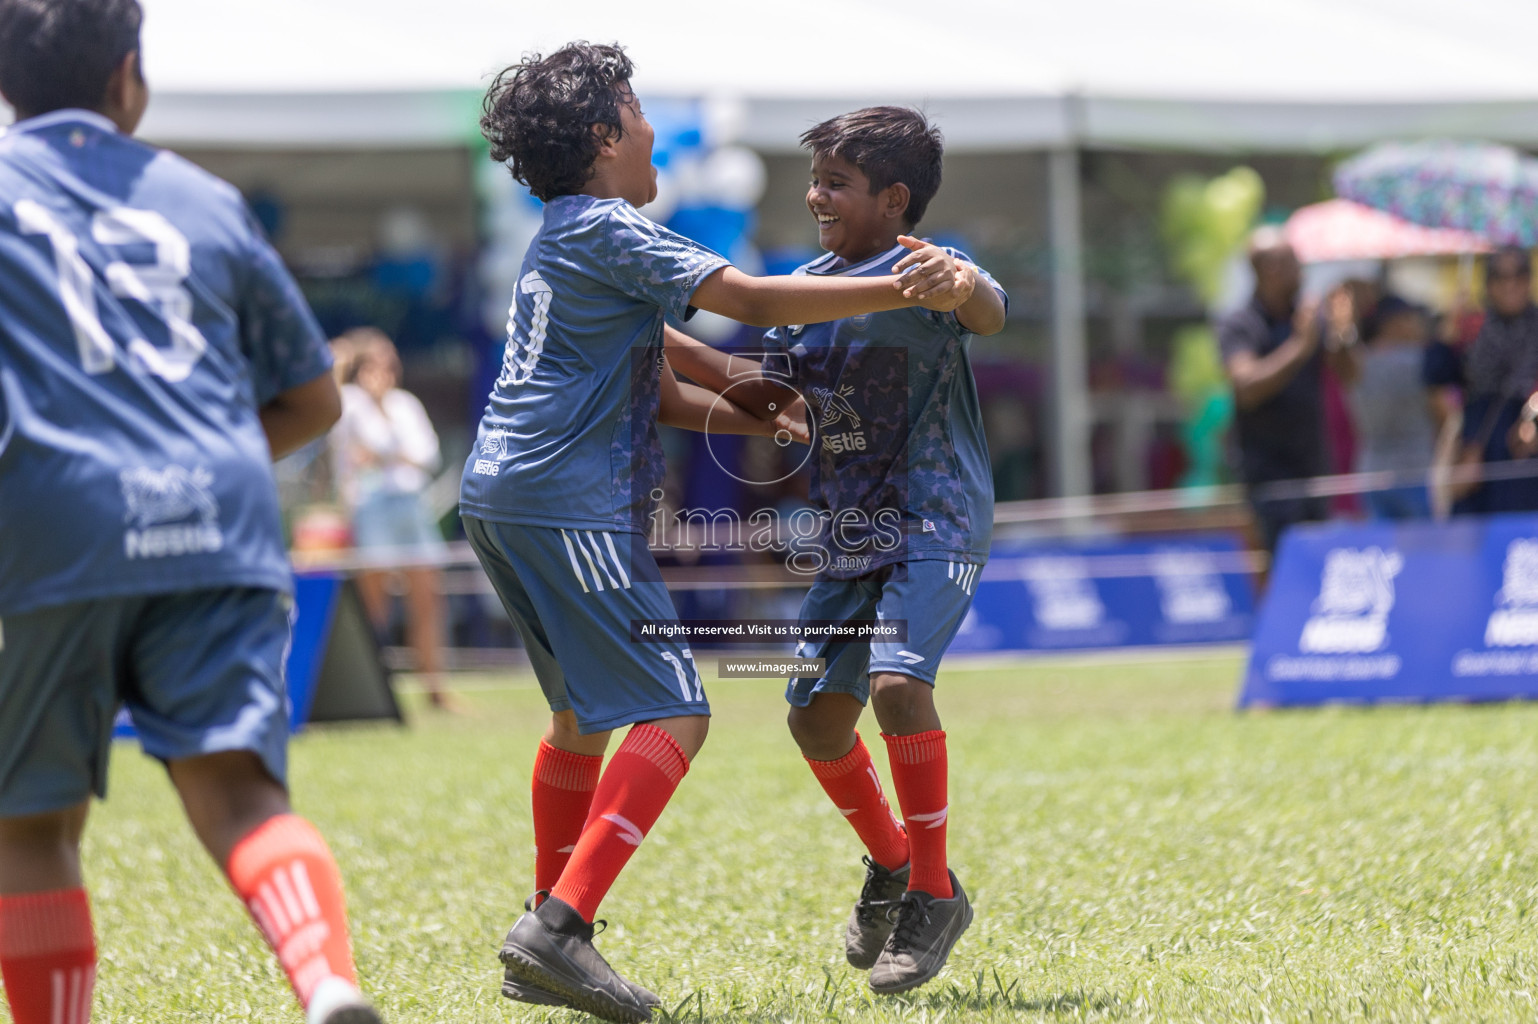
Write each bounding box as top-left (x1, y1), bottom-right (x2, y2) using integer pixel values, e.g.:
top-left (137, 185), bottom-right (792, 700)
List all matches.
top-left (883, 182), bottom-right (912, 222)
top-left (592, 121), bottom-right (621, 157)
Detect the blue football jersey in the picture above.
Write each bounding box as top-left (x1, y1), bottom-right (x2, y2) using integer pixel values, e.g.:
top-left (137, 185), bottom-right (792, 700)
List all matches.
top-left (0, 110), bottom-right (331, 616)
top-left (763, 244), bottom-right (1007, 578)
top-left (460, 195), bottom-right (729, 531)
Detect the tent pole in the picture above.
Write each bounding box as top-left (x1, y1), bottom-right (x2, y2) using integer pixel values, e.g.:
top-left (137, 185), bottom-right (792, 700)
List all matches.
top-left (1048, 145), bottom-right (1091, 498)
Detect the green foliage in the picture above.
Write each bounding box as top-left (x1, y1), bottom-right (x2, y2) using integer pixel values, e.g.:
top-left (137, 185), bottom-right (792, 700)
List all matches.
top-left (43, 656), bottom-right (1538, 1022)
top-left (1161, 167), bottom-right (1265, 306)
top-left (1168, 325), bottom-right (1234, 488)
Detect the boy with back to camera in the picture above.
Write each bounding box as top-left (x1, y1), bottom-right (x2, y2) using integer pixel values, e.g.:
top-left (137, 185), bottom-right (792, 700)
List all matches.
top-left (665, 106), bottom-right (1008, 994)
top-left (0, 1), bottom-right (383, 1021)
top-left (463, 44), bottom-right (975, 1023)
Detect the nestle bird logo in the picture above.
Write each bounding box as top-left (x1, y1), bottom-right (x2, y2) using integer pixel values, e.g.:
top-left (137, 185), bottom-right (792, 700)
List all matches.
top-left (811, 385), bottom-right (861, 430)
top-left (120, 466), bottom-right (218, 527)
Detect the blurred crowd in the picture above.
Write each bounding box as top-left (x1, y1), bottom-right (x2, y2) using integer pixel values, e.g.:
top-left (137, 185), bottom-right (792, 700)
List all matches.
top-left (1221, 232), bottom-right (1538, 553)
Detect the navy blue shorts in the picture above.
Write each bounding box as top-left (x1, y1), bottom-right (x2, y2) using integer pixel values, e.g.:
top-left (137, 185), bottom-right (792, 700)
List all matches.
top-left (787, 559), bottom-right (980, 707)
top-left (465, 517), bottom-right (710, 733)
top-left (0, 588), bottom-right (292, 818)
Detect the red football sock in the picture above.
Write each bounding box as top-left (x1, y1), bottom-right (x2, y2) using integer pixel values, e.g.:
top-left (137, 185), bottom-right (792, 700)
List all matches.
top-left (0, 887), bottom-right (96, 1024)
top-left (532, 741), bottom-right (603, 895)
top-left (550, 723), bottom-right (689, 922)
top-left (806, 732), bottom-right (909, 871)
top-left (884, 731), bottom-right (953, 899)
top-left (225, 814), bottom-right (357, 1008)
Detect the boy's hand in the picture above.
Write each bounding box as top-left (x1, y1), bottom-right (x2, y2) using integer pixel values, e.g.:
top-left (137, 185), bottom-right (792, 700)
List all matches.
top-left (892, 235), bottom-right (976, 312)
top-left (771, 396), bottom-right (811, 446)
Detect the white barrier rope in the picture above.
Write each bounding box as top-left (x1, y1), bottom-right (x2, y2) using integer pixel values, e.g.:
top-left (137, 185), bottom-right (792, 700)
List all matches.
top-left (292, 457), bottom-right (1538, 584)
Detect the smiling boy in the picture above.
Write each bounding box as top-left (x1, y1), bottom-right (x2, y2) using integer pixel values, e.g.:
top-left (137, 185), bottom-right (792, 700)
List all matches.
top-left (463, 49), bottom-right (972, 1024)
top-left (665, 106), bottom-right (1007, 994)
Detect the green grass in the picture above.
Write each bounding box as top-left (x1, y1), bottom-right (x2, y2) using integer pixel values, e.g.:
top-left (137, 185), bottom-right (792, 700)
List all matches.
top-left (20, 652), bottom-right (1538, 1022)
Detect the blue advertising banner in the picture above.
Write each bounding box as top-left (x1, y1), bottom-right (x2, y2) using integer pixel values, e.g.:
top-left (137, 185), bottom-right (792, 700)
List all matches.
top-left (1239, 514), bottom-right (1538, 707)
top-left (952, 534), bottom-right (1256, 654)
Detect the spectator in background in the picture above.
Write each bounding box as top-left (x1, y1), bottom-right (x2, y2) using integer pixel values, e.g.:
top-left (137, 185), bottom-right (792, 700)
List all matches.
top-left (1219, 229), bottom-right (1357, 555)
top-left (333, 328), bottom-right (457, 710)
top-left (1346, 296), bottom-right (1435, 519)
top-left (1453, 247), bottom-right (1538, 513)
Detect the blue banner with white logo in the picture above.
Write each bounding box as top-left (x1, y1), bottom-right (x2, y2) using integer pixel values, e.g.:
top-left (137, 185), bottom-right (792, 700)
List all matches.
top-left (1239, 514), bottom-right (1538, 707)
top-left (952, 534), bottom-right (1256, 653)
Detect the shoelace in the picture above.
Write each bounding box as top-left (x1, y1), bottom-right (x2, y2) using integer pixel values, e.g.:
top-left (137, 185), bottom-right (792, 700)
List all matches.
top-left (885, 895), bottom-right (933, 953)
top-left (855, 858), bottom-right (901, 927)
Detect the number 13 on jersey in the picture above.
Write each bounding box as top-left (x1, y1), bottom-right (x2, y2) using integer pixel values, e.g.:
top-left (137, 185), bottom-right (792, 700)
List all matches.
top-left (17, 199), bottom-right (209, 382)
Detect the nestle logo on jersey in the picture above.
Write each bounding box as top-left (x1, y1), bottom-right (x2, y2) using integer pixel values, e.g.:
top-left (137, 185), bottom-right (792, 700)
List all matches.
top-left (812, 385), bottom-right (867, 455)
top-left (120, 466), bottom-right (224, 560)
top-left (472, 459), bottom-right (501, 476)
top-left (821, 431), bottom-right (868, 454)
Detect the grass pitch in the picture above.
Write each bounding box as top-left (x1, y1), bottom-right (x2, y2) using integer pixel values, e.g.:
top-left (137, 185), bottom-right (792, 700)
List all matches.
top-left (24, 651), bottom-right (1538, 1022)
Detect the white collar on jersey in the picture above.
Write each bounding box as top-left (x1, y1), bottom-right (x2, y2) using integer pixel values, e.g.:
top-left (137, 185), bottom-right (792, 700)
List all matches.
top-left (8, 108), bottom-right (120, 137)
top-left (805, 243), bottom-right (910, 277)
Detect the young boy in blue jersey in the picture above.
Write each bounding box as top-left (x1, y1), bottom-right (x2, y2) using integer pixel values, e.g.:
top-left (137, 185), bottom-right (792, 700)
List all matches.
top-left (0, 3), bottom-right (383, 1022)
top-left (462, 45), bottom-right (973, 1023)
top-left (665, 106), bottom-right (1008, 994)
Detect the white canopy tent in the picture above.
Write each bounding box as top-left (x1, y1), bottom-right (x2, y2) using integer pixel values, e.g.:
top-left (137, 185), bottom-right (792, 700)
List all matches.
top-left (107, 0), bottom-right (1538, 494)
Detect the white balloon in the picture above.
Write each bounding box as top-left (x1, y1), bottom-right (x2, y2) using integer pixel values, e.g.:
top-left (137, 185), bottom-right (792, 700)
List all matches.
top-left (378, 205), bottom-right (434, 256)
top-left (670, 153), bottom-right (707, 204)
top-left (703, 96), bottom-right (749, 148)
top-left (701, 146), bottom-right (767, 210)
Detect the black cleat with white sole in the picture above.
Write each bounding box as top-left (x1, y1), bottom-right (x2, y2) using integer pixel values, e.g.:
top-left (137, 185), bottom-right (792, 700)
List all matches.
top-left (498, 895), bottom-right (652, 1023)
top-left (502, 967), bottom-right (662, 1010)
top-left (845, 857), bottom-right (910, 970)
top-left (868, 870), bottom-right (973, 994)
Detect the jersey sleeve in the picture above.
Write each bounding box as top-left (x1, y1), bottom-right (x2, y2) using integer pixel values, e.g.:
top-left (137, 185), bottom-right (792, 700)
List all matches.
top-left (1217, 307), bottom-right (1264, 363)
top-left (234, 209), bottom-right (332, 406)
top-left (929, 248), bottom-right (1009, 333)
top-left (593, 203), bottom-right (731, 322)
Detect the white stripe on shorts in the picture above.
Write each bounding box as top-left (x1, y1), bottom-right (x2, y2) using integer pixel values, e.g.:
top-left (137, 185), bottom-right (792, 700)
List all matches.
top-left (569, 531), bottom-right (606, 592)
top-left (559, 530), bottom-right (591, 594)
top-left (583, 531), bottom-right (624, 590)
top-left (601, 532), bottom-right (632, 589)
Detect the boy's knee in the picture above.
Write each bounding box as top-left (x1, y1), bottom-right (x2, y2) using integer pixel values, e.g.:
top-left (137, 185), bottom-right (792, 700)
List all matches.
top-left (544, 711), bottom-right (611, 757)
top-left (870, 673), bottom-right (938, 732)
top-left (786, 700), bottom-right (860, 761)
top-left (644, 714), bottom-right (709, 762)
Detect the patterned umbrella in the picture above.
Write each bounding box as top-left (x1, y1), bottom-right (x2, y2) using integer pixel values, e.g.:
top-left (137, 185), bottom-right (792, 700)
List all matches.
top-left (1333, 140), bottom-right (1538, 247)
top-left (1284, 198), bottom-right (1490, 263)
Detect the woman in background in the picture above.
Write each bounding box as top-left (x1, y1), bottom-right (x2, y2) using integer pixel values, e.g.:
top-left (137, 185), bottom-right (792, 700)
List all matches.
top-left (1348, 295), bottom-right (1437, 519)
top-left (334, 328), bottom-right (457, 710)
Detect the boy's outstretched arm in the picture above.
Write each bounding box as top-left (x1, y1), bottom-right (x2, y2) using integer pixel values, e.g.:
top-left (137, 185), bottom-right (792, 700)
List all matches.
top-left (659, 354), bottom-right (810, 443)
top-left (662, 327), bottom-right (797, 420)
top-left (691, 264), bottom-right (927, 329)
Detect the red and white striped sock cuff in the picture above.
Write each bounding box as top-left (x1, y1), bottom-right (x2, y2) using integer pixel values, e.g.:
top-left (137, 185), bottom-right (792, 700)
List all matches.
top-left (619, 723), bottom-right (690, 785)
top-left (534, 741), bottom-right (604, 792)
top-left (0, 888), bottom-right (94, 960)
top-left (225, 813), bottom-right (329, 879)
top-left (883, 730), bottom-right (947, 766)
top-left (806, 733), bottom-right (872, 779)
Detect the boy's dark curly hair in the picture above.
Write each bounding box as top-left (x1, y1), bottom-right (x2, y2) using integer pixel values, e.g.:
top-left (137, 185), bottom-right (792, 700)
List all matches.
top-left (801, 107), bottom-right (944, 227)
top-left (481, 42), bottom-right (635, 202)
